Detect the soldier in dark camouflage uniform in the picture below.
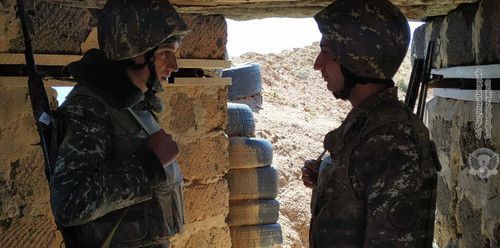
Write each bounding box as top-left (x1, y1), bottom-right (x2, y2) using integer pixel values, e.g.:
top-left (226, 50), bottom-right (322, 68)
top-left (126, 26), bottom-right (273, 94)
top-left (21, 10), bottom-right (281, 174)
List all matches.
top-left (301, 0), bottom-right (441, 247)
top-left (49, 0), bottom-right (190, 247)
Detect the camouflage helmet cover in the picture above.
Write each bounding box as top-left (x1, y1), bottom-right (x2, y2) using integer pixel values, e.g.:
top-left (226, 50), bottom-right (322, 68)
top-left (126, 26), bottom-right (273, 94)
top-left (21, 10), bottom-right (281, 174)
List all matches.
top-left (98, 0), bottom-right (190, 61)
top-left (314, 0), bottom-right (410, 79)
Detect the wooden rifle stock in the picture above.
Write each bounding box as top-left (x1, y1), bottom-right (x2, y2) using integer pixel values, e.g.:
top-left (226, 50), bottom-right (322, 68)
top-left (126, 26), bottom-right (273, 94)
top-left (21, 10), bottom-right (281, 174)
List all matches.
top-left (16, 1), bottom-right (78, 247)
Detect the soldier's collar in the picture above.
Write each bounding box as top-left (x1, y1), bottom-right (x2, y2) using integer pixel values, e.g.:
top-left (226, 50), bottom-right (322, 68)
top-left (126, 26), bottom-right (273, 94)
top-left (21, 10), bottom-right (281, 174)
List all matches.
top-left (339, 87), bottom-right (398, 140)
top-left (357, 87), bottom-right (398, 111)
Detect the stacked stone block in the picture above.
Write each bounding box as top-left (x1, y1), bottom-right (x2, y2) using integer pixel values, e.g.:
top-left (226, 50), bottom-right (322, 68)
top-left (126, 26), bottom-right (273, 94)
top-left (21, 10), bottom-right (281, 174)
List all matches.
top-left (157, 14), bottom-right (232, 247)
top-left (0, 84), bottom-right (62, 247)
top-left (412, 1), bottom-right (500, 247)
top-left (426, 98), bottom-right (499, 248)
top-left (412, 0), bottom-right (500, 68)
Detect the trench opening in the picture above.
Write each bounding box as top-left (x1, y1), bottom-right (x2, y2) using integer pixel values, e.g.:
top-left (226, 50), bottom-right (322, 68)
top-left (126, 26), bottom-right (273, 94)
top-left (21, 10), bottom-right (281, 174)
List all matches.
top-left (225, 17), bottom-right (424, 248)
top-left (49, 17), bottom-right (427, 248)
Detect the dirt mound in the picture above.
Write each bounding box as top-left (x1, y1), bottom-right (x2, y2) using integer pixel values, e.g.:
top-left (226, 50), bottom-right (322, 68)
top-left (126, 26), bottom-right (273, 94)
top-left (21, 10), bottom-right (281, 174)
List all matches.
top-left (230, 43), bottom-right (411, 247)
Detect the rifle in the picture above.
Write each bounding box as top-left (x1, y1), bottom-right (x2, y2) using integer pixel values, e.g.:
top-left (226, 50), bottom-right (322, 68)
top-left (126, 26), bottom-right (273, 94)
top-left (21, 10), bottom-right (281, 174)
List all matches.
top-left (17, 0), bottom-right (78, 247)
top-left (16, 0), bottom-right (54, 178)
top-left (405, 41), bottom-right (435, 119)
top-left (404, 58), bottom-right (423, 109)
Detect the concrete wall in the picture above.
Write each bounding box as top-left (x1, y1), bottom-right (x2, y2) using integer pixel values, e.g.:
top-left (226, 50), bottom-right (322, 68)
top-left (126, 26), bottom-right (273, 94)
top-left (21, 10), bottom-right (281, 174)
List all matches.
top-left (413, 0), bottom-right (500, 247)
top-left (426, 98), bottom-right (499, 248)
top-left (0, 14), bottom-right (230, 248)
top-left (412, 0), bottom-right (500, 68)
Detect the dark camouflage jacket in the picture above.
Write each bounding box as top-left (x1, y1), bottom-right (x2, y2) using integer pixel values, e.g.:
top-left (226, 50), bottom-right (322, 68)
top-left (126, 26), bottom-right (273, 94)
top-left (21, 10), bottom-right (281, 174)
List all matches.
top-left (51, 49), bottom-right (150, 227)
top-left (310, 87), bottom-right (439, 248)
top-left (50, 49), bottom-right (183, 247)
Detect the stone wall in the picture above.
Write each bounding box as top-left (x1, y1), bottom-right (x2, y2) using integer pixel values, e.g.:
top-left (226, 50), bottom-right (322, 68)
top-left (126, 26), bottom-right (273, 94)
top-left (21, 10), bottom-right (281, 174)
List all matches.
top-left (426, 97), bottom-right (499, 248)
top-left (160, 14), bottom-right (231, 247)
top-left (41, 0), bottom-right (479, 21)
top-left (0, 84), bottom-right (62, 247)
top-left (413, 0), bottom-right (500, 247)
top-left (0, 13), bottom-right (230, 247)
top-left (412, 0), bottom-right (500, 68)
top-left (0, 0), bottom-right (482, 50)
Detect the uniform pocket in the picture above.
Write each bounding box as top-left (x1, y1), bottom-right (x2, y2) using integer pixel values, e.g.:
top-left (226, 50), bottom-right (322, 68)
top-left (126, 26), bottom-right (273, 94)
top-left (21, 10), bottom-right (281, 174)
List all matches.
top-left (311, 201), bottom-right (366, 248)
top-left (75, 204), bottom-right (148, 246)
top-left (151, 160), bottom-right (185, 240)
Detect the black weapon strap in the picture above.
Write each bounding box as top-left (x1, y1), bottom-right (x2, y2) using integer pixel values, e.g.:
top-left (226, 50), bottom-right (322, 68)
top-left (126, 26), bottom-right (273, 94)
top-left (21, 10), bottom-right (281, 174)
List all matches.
top-left (100, 207), bottom-right (130, 248)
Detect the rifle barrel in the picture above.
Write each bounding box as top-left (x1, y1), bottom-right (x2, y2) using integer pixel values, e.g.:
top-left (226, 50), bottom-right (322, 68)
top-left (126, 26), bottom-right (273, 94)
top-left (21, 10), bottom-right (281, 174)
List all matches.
top-left (417, 41), bottom-right (435, 119)
top-left (406, 59), bottom-right (424, 111)
top-left (16, 0), bottom-right (37, 76)
top-left (16, 0), bottom-right (53, 170)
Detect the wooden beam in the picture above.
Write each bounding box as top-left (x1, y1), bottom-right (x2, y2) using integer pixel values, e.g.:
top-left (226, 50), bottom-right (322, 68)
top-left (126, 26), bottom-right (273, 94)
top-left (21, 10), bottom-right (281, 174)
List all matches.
top-left (166, 77), bottom-right (232, 87)
top-left (0, 76), bottom-right (232, 87)
top-left (0, 53), bottom-right (231, 69)
top-left (178, 59), bottom-right (231, 69)
top-left (42, 0), bottom-right (303, 9)
top-left (431, 64), bottom-right (500, 79)
top-left (0, 77), bottom-right (76, 87)
top-left (0, 54), bottom-right (81, 66)
top-left (433, 88), bottom-right (500, 103)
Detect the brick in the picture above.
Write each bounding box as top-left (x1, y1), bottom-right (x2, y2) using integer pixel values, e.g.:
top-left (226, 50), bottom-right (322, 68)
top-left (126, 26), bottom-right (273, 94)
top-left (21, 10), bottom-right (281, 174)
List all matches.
top-left (473, 0), bottom-right (500, 64)
top-left (410, 16), bottom-right (444, 68)
top-left (183, 180), bottom-right (229, 224)
top-left (0, 86), bottom-right (58, 247)
top-left (177, 133), bottom-right (229, 181)
top-left (158, 87), bottom-right (227, 139)
top-left (178, 14), bottom-right (227, 59)
top-left (439, 3), bottom-right (477, 67)
top-left (8, 1), bottom-right (94, 53)
top-left (410, 24), bottom-right (426, 62)
top-left (171, 222), bottom-right (230, 248)
top-left (183, 226), bottom-right (230, 248)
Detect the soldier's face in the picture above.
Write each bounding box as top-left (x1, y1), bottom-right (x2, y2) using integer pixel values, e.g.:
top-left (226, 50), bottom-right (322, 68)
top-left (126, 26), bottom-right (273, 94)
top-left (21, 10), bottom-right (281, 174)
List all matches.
top-left (127, 41), bottom-right (180, 92)
top-left (314, 37), bottom-right (345, 94)
top-left (154, 41), bottom-right (180, 82)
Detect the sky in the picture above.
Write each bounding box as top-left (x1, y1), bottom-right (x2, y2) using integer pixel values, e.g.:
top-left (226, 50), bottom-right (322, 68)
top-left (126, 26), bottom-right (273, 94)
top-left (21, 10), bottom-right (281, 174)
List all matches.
top-left (226, 18), bottom-right (424, 57)
top-left (55, 18), bottom-right (424, 104)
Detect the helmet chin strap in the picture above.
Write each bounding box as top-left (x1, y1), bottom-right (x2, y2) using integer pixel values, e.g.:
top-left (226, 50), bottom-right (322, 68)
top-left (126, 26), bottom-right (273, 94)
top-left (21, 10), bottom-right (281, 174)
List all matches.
top-left (127, 50), bottom-right (165, 113)
top-left (332, 65), bottom-right (357, 100)
top-left (332, 64), bottom-right (395, 100)
top-left (145, 50), bottom-right (164, 94)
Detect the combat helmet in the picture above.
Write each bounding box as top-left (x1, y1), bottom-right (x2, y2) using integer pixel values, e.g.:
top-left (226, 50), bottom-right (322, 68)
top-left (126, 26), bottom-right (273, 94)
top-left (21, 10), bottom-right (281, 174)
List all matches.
top-left (98, 0), bottom-right (190, 61)
top-left (314, 0), bottom-right (410, 99)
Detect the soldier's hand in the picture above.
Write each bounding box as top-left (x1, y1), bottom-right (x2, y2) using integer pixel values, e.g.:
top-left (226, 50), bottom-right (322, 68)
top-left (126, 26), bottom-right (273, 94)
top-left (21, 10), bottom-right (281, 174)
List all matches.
top-left (301, 159), bottom-right (321, 188)
top-left (323, 130), bottom-right (335, 151)
top-left (146, 129), bottom-right (179, 166)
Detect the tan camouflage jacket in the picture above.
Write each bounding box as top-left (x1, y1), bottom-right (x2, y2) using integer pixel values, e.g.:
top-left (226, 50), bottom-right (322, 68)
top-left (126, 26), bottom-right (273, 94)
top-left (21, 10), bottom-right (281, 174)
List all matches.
top-left (311, 87), bottom-right (439, 247)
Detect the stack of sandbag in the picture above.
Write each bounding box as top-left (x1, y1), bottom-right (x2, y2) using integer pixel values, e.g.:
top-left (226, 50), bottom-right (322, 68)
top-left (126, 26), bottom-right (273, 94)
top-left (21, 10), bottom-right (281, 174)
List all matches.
top-left (222, 63), bottom-right (262, 101)
top-left (226, 102), bottom-right (283, 248)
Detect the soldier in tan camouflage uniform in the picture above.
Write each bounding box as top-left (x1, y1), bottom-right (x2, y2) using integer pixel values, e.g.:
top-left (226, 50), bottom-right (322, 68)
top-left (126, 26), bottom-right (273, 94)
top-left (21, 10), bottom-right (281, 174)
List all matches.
top-left (49, 0), bottom-right (190, 247)
top-left (301, 0), bottom-right (441, 247)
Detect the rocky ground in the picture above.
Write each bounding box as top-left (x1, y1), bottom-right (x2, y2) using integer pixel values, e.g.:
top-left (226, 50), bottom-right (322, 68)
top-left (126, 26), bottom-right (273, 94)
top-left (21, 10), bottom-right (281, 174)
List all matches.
top-left (230, 43), bottom-right (412, 248)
